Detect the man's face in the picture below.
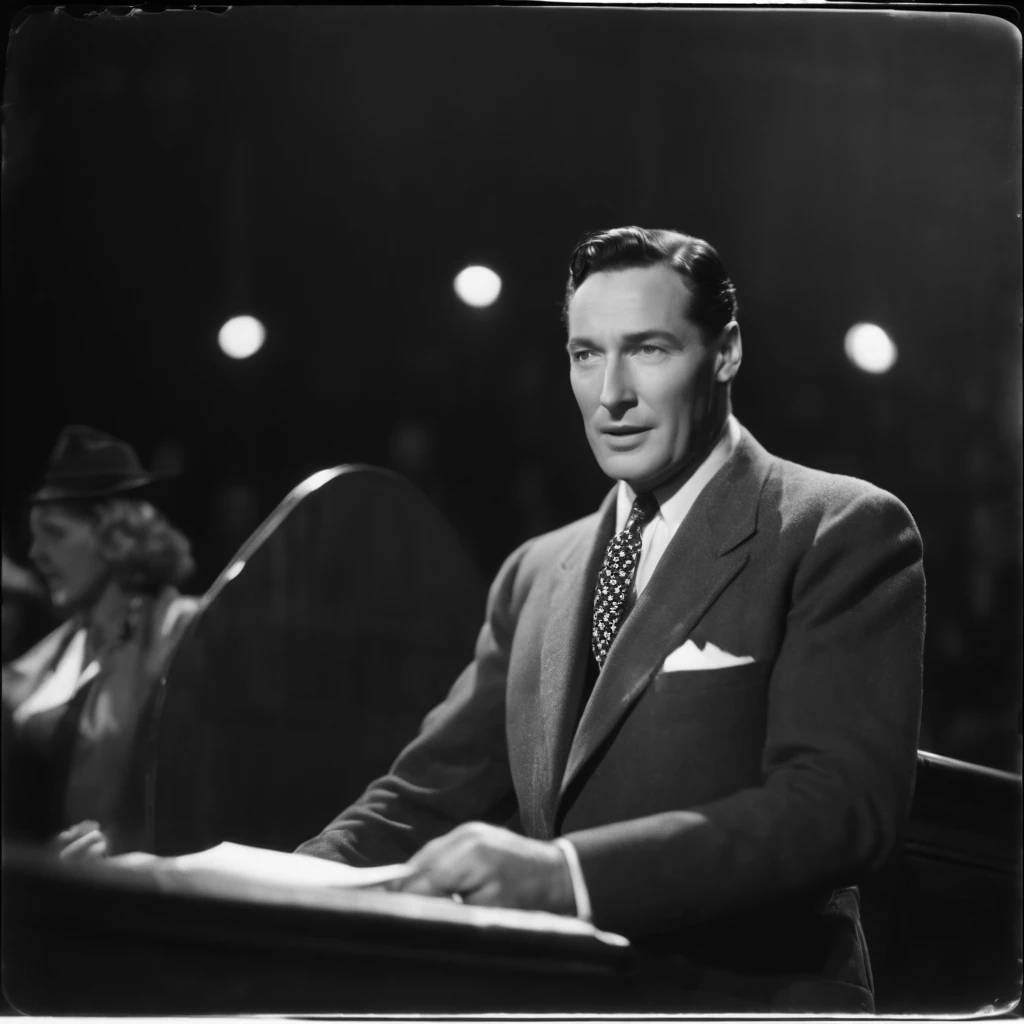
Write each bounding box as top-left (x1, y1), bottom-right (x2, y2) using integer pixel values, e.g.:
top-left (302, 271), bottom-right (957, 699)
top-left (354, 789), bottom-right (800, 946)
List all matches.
top-left (28, 505), bottom-right (109, 611)
top-left (567, 264), bottom-right (730, 492)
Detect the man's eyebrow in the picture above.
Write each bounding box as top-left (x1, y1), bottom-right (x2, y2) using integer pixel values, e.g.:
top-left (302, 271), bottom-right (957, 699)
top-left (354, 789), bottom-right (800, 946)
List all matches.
top-left (566, 330), bottom-right (682, 348)
top-left (623, 330), bottom-right (682, 346)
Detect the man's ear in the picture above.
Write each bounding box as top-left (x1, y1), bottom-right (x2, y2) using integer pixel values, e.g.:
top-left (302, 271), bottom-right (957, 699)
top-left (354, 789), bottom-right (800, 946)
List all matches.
top-left (714, 321), bottom-right (742, 383)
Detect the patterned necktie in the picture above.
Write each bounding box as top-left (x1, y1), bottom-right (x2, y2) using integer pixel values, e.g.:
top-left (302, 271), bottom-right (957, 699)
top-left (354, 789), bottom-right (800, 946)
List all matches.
top-left (591, 492), bottom-right (659, 668)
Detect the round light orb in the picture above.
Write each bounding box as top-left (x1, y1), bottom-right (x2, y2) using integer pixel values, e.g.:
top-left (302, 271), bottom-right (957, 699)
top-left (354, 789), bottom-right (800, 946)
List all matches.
top-left (844, 322), bottom-right (897, 374)
top-left (218, 315), bottom-right (266, 359)
top-left (454, 265), bottom-right (502, 308)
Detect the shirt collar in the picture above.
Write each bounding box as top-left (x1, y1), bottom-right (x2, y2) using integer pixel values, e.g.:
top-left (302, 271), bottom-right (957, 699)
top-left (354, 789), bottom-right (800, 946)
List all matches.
top-left (616, 414), bottom-right (741, 533)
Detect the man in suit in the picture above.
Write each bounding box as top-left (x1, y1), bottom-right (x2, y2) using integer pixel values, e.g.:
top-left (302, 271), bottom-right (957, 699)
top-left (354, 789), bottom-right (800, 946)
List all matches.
top-left (298, 226), bottom-right (925, 1012)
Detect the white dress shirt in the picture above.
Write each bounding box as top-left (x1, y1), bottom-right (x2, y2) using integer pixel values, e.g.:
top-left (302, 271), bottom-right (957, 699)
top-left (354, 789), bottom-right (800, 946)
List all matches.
top-left (556, 414), bottom-right (742, 921)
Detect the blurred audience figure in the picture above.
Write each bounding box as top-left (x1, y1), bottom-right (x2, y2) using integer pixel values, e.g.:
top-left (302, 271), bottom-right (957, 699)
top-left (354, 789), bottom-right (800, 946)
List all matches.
top-left (1, 426), bottom-right (201, 858)
top-left (2, 536), bottom-right (56, 664)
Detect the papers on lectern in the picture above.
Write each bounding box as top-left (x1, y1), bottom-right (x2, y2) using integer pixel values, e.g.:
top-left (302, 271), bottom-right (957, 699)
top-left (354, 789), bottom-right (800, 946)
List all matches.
top-left (111, 841), bottom-right (415, 889)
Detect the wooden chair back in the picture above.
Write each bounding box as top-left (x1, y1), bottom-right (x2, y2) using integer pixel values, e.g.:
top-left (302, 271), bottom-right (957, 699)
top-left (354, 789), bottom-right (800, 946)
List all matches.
top-left (146, 465), bottom-right (487, 855)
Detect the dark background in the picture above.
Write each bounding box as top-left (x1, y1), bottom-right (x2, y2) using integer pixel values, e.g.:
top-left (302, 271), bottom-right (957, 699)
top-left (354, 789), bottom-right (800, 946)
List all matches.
top-left (3, 5), bottom-right (1021, 770)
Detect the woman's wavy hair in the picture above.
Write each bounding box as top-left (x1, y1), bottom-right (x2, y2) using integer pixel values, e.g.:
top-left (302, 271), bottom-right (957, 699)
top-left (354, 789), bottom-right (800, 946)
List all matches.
top-left (562, 226), bottom-right (738, 342)
top-left (60, 497), bottom-right (195, 594)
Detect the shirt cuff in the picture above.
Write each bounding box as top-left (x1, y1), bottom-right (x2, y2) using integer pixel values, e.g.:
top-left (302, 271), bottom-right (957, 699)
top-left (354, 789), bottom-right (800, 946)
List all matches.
top-left (553, 836), bottom-right (593, 922)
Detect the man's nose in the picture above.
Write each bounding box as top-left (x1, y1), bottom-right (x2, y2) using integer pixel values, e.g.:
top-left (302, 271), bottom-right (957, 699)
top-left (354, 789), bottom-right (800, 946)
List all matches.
top-left (599, 359), bottom-right (636, 413)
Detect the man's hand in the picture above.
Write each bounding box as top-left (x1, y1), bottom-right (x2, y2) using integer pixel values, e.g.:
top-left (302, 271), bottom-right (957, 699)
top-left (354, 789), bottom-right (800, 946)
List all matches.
top-left (391, 822), bottom-right (576, 915)
top-left (50, 820), bottom-right (109, 861)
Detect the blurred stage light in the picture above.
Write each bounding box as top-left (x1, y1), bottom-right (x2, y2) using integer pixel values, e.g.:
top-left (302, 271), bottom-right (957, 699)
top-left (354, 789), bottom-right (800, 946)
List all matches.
top-left (844, 323), bottom-right (897, 374)
top-left (454, 265), bottom-right (501, 308)
top-left (218, 315), bottom-right (266, 359)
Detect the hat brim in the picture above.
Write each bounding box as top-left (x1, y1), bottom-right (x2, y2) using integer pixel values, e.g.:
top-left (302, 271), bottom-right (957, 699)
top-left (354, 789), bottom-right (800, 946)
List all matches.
top-left (27, 471), bottom-right (176, 506)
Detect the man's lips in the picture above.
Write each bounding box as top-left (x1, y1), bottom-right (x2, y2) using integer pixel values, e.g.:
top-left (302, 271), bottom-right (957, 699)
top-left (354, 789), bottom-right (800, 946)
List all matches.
top-left (600, 425), bottom-right (650, 436)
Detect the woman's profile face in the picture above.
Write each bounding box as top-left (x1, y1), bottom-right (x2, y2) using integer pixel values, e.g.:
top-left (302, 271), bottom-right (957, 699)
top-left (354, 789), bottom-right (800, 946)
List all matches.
top-left (28, 505), bottom-right (110, 611)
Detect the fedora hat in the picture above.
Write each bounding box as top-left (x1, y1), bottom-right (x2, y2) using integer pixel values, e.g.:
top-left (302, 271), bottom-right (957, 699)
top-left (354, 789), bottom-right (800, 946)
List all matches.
top-left (28, 425), bottom-right (173, 504)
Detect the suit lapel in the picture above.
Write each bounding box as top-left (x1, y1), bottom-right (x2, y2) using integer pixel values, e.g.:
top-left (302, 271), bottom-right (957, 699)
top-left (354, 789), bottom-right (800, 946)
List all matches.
top-left (531, 488), bottom-right (617, 836)
top-left (557, 428), bottom-right (774, 806)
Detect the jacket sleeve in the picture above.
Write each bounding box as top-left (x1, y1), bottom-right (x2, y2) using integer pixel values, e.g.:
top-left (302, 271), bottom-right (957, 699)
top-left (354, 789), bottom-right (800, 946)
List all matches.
top-left (564, 488), bottom-right (925, 937)
top-left (294, 542), bottom-right (529, 866)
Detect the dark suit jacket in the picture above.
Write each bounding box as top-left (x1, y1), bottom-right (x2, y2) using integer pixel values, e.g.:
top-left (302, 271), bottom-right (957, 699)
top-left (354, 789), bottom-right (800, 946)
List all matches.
top-left (298, 424), bottom-right (925, 1012)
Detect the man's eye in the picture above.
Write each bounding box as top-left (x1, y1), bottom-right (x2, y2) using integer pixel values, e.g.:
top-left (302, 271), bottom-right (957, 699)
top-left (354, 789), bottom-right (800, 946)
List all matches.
top-left (570, 349), bottom-right (593, 362)
top-left (636, 345), bottom-right (663, 356)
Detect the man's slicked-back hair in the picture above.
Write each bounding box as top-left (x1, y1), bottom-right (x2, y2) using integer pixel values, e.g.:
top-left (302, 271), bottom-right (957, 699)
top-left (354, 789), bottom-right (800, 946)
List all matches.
top-left (563, 226), bottom-right (738, 341)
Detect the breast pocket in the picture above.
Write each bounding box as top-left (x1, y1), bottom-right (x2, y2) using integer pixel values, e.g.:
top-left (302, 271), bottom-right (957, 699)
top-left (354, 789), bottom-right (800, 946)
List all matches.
top-left (651, 659), bottom-right (770, 696)
top-left (631, 660), bottom-right (770, 796)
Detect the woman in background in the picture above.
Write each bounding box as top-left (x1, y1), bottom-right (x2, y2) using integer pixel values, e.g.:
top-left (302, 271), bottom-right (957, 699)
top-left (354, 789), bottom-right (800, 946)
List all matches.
top-left (2, 426), bottom-right (201, 857)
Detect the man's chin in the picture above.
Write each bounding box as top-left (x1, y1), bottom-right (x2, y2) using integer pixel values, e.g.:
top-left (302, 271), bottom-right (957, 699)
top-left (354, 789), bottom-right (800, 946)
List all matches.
top-left (596, 455), bottom-right (662, 493)
top-left (599, 456), bottom-right (698, 495)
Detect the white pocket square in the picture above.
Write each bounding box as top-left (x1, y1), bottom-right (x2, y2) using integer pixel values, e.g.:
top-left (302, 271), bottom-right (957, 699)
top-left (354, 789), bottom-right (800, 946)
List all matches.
top-left (661, 640), bottom-right (755, 671)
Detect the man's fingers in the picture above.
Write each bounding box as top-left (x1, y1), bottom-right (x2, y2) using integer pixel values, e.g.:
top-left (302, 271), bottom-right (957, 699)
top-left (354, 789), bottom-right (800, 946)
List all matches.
top-left (396, 867), bottom-right (501, 906)
top-left (463, 879), bottom-right (504, 907)
top-left (397, 830), bottom-right (494, 899)
top-left (408, 832), bottom-right (481, 876)
top-left (394, 870), bottom-right (449, 898)
top-left (406, 827), bottom-right (478, 871)
top-left (387, 823), bottom-right (569, 913)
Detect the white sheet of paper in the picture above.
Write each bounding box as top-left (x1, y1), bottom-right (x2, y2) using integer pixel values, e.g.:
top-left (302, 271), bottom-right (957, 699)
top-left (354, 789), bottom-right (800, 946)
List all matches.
top-left (121, 842), bottom-right (416, 889)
